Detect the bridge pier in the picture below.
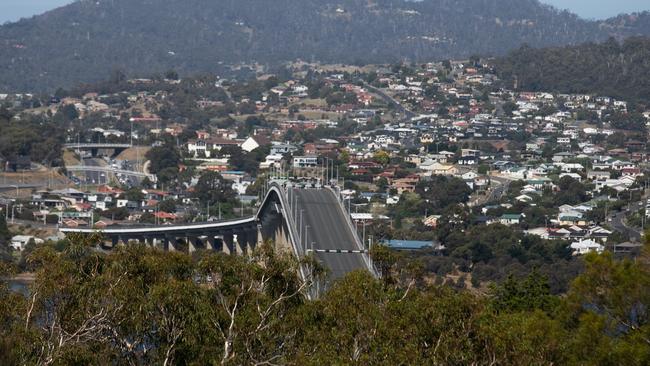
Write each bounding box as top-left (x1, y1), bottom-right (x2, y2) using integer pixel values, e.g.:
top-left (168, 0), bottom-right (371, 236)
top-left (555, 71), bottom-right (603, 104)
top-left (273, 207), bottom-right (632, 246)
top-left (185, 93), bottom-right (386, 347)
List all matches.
top-left (143, 236), bottom-right (154, 248)
top-left (186, 235), bottom-right (195, 253)
top-left (234, 234), bottom-right (244, 255)
top-left (223, 234), bottom-right (234, 255)
top-left (165, 236), bottom-right (177, 252)
top-left (238, 229), bottom-right (258, 254)
top-left (154, 237), bottom-right (166, 250)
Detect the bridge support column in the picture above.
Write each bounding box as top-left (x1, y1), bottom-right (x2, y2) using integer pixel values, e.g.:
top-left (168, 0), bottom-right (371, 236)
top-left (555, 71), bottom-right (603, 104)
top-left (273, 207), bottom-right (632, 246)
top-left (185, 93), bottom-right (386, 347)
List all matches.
top-left (205, 236), bottom-right (215, 251)
top-left (234, 234), bottom-right (244, 255)
top-left (238, 230), bottom-right (257, 254)
top-left (223, 234), bottom-right (234, 255)
top-left (165, 236), bottom-right (177, 252)
top-left (257, 225), bottom-right (264, 247)
top-left (211, 235), bottom-right (224, 252)
top-left (188, 236), bottom-right (199, 253)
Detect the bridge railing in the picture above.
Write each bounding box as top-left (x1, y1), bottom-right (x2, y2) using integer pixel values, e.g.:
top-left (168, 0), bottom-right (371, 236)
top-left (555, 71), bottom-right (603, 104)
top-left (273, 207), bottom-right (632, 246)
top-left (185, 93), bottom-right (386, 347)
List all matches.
top-left (59, 216), bottom-right (257, 233)
top-left (261, 182), bottom-right (311, 285)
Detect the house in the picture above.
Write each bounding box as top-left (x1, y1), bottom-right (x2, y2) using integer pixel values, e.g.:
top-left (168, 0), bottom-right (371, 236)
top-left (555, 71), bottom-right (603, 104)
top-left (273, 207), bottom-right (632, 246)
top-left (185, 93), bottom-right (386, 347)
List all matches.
top-left (270, 144), bottom-right (298, 155)
top-left (240, 135), bottom-right (270, 153)
top-left (613, 242), bottom-right (643, 254)
top-left (153, 212), bottom-right (178, 222)
top-left (558, 212), bottom-right (587, 226)
top-left (493, 161), bottom-right (516, 171)
top-left (559, 173), bottom-right (582, 182)
top-left (570, 239), bottom-right (604, 255)
top-left (10, 235), bottom-right (44, 251)
top-left (382, 239), bottom-right (443, 251)
top-left (293, 156), bottom-right (319, 168)
top-left (499, 213), bottom-right (523, 226)
top-left (419, 161), bottom-right (458, 176)
top-left (423, 215), bottom-right (442, 228)
top-left (587, 170), bottom-right (610, 181)
top-left (515, 194), bottom-right (534, 203)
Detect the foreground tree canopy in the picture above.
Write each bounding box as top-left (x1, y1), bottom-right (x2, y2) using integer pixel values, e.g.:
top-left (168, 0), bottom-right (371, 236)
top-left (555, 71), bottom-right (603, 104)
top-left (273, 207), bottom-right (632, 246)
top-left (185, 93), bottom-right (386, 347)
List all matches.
top-left (0, 234), bottom-right (649, 365)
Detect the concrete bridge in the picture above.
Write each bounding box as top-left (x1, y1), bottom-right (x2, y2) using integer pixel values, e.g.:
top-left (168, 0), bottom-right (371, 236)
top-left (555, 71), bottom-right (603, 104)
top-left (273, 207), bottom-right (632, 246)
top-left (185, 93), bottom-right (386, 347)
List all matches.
top-left (63, 143), bottom-right (133, 157)
top-left (60, 181), bottom-right (376, 281)
top-left (65, 165), bottom-right (157, 182)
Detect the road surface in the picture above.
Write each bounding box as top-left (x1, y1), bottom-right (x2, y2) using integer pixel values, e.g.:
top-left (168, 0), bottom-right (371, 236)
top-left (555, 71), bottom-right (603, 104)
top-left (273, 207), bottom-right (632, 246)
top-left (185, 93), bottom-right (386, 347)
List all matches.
top-left (361, 82), bottom-right (416, 121)
top-left (292, 188), bottom-right (368, 281)
top-left (610, 208), bottom-right (642, 242)
top-left (80, 158), bottom-right (108, 185)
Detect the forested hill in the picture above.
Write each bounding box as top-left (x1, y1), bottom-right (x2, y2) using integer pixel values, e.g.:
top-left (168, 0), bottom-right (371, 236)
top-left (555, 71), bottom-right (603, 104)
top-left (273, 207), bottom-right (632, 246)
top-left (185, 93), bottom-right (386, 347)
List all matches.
top-left (1, 0), bottom-right (649, 92)
top-left (494, 37), bottom-right (650, 104)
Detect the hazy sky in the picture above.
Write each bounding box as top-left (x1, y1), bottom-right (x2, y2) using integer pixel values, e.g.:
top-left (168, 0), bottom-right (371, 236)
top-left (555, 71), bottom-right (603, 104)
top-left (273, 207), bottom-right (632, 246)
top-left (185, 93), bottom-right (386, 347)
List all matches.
top-left (1, 0), bottom-right (649, 23)
top-left (543, 0), bottom-right (650, 19)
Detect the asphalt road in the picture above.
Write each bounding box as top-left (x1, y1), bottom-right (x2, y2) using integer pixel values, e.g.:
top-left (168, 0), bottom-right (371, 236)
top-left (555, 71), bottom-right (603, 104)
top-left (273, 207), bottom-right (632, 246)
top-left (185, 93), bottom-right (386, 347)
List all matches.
top-left (293, 188), bottom-right (368, 281)
top-left (610, 208), bottom-right (642, 242)
top-left (361, 82), bottom-right (416, 121)
top-left (81, 158), bottom-right (108, 185)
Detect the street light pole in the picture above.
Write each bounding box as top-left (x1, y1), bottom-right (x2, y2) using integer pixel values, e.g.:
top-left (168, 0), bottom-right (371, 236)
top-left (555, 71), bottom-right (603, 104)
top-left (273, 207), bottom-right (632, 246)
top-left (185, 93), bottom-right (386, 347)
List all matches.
top-left (299, 210), bottom-right (304, 241)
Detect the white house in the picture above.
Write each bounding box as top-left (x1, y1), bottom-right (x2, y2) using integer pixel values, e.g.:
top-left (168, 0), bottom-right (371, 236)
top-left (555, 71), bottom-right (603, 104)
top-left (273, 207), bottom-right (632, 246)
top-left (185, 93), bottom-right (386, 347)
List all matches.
top-left (570, 239), bottom-right (604, 255)
top-left (10, 235), bottom-right (44, 251)
top-left (293, 156), bottom-right (319, 168)
top-left (419, 161), bottom-right (458, 176)
top-left (240, 136), bottom-right (269, 153)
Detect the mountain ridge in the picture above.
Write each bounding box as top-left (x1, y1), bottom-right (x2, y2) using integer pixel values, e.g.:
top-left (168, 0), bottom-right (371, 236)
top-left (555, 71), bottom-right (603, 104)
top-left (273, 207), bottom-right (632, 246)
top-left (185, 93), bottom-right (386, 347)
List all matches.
top-left (1, 0), bottom-right (650, 91)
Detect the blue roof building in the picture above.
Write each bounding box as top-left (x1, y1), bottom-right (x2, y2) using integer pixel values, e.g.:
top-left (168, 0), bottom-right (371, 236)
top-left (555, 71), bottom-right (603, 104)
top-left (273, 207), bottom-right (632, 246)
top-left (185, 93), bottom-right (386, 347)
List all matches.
top-left (382, 240), bottom-right (435, 250)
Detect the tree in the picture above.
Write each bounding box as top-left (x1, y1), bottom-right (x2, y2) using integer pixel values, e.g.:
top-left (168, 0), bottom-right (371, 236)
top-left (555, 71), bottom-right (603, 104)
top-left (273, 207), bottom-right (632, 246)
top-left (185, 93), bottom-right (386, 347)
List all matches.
top-left (60, 104), bottom-right (79, 121)
top-left (489, 271), bottom-right (558, 313)
top-left (146, 144), bottom-right (181, 174)
top-left (416, 176), bottom-right (472, 213)
top-left (502, 101), bottom-right (518, 116)
top-left (165, 69), bottom-right (179, 80)
top-left (158, 199), bottom-right (176, 213)
top-left (373, 151), bottom-right (390, 166)
top-left (222, 146), bottom-right (260, 175)
top-left (193, 171), bottom-right (236, 205)
top-left (376, 177), bottom-right (389, 192)
top-left (0, 214), bottom-right (10, 245)
top-left (124, 188), bottom-right (144, 202)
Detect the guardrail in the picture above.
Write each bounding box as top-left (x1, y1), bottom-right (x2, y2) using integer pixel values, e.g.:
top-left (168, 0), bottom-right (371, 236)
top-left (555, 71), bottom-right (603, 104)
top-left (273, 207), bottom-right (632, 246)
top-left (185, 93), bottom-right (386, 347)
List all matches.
top-left (260, 182), bottom-right (311, 289)
top-left (64, 143), bottom-right (133, 149)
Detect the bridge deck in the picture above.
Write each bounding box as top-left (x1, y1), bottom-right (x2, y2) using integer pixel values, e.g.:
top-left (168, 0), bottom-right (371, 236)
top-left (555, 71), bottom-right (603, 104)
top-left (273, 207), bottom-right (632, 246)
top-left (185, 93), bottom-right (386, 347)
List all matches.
top-left (292, 188), bottom-right (367, 280)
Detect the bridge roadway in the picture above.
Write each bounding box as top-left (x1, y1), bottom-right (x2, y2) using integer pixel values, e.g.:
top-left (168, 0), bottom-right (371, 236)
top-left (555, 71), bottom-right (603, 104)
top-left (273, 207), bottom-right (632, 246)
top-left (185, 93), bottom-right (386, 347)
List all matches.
top-left (64, 143), bottom-right (133, 149)
top-left (289, 188), bottom-right (368, 280)
top-left (60, 183), bottom-right (375, 282)
top-left (65, 165), bottom-right (157, 181)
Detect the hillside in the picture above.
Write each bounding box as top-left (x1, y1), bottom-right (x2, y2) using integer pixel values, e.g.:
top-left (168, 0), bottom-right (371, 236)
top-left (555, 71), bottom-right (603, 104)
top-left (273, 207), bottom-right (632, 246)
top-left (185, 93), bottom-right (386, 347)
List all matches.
top-left (0, 0), bottom-right (649, 91)
top-left (494, 36), bottom-right (650, 104)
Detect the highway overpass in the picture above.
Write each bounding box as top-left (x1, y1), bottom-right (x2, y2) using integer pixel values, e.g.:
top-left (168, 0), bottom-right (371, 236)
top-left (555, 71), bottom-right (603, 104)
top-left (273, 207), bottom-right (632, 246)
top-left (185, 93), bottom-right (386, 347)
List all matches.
top-left (65, 165), bottom-right (157, 181)
top-left (60, 181), bottom-right (376, 283)
top-left (63, 143), bottom-right (133, 157)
